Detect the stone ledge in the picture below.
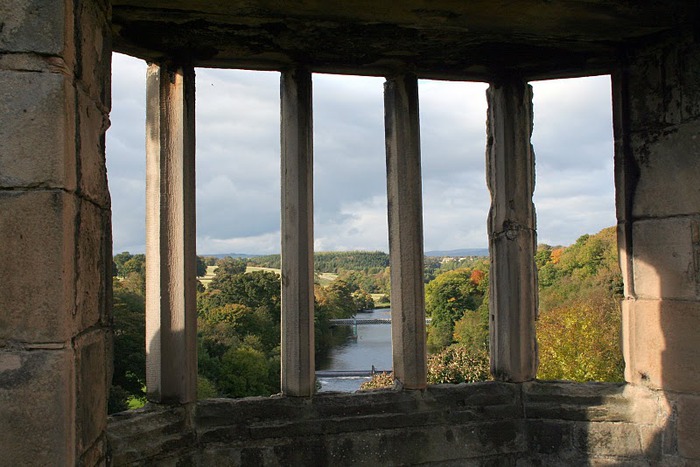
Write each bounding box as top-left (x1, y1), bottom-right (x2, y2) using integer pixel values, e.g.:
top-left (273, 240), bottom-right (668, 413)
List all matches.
top-left (107, 382), bottom-right (681, 465)
top-left (524, 381), bottom-right (630, 422)
top-left (107, 404), bottom-right (195, 465)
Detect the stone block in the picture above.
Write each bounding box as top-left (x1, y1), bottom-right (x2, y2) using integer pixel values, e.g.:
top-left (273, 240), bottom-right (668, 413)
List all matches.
top-left (623, 299), bottom-right (700, 393)
top-left (524, 381), bottom-right (631, 423)
top-left (624, 384), bottom-right (671, 427)
top-left (75, 329), bottom-right (108, 456)
top-left (197, 448), bottom-right (242, 466)
top-left (78, 90), bottom-right (110, 207)
top-left (75, 0), bottom-right (111, 106)
top-left (0, 0), bottom-right (66, 54)
top-left (677, 395), bottom-right (700, 459)
top-left (313, 389), bottom-right (412, 417)
top-left (76, 199), bottom-right (109, 331)
top-left (195, 396), bottom-right (308, 428)
top-left (0, 348), bottom-right (74, 465)
top-left (626, 33), bottom-right (700, 128)
top-left (0, 53), bottom-right (54, 72)
top-left (427, 381), bottom-right (519, 408)
top-left (273, 438), bottom-right (328, 465)
top-left (680, 42), bottom-right (700, 122)
top-left (0, 71), bottom-right (77, 190)
top-left (527, 420), bottom-right (573, 456)
top-left (632, 218), bottom-right (700, 301)
top-left (573, 421), bottom-right (661, 459)
top-left (79, 434), bottom-right (106, 467)
top-left (627, 41), bottom-right (681, 131)
top-left (630, 123), bottom-right (700, 219)
top-left (0, 190), bottom-right (78, 343)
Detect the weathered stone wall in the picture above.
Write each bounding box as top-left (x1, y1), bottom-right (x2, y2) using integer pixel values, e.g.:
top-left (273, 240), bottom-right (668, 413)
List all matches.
top-left (0, 0), bottom-right (112, 464)
top-left (108, 383), bottom-right (526, 466)
top-left (2, 2), bottom-right (698, 464)
top-left (107, 382), bottom-right (683, 466)
top-left (613, 29), bottom-right (700, 463)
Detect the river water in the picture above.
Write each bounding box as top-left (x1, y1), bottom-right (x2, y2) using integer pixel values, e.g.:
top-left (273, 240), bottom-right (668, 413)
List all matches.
top-left (317, 308), bottom-right (393, 393)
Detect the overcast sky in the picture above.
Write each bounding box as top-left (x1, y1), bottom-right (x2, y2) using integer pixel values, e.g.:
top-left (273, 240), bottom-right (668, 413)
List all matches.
top-left (107, 53), bottom-right (615, 255)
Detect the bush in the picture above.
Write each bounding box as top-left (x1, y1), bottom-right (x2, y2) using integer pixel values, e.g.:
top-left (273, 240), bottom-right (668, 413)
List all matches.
top-left (359, 372), bottom-right (394, 390)
top-left (427, 345), bottom-right (490, 384)
top-left (360, 345), bottom-right (491, 390)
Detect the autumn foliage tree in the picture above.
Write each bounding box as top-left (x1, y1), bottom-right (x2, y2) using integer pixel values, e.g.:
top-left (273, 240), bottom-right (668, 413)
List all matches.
top-left (535, 227), bottom-right (624, 382)
top-left (425, 264), bottom-right (488, 353)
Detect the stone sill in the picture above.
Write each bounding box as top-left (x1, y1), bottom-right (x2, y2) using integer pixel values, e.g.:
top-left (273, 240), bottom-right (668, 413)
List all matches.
top-left (107, 381), bottom-right (676, 465)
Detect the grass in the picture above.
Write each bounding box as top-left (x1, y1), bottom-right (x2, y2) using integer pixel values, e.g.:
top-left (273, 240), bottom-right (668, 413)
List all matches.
top-left (246, 266), bottom-right (281, 275)
top-left (315, 272), bottom-right (338, 286)
top-left (198, 265), bottom-right (217, 287)
top-left (371, 293), bottom-right (391, 308)
top-left (199, 265), bottom-right (283, 289)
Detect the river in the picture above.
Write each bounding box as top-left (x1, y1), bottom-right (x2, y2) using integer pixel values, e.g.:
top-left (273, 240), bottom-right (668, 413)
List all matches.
top-left (316, 308), bottom-right (393, 393)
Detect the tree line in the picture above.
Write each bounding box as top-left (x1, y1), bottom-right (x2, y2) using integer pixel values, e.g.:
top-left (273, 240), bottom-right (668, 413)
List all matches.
top-left (364, 226), bottom-right (624, 389)
top-left (109, 253), bottom-right (378, 412)
top-left (110, 227), bottom-right (624, 410)
top-left (248, 251), bottom-right (389, 273)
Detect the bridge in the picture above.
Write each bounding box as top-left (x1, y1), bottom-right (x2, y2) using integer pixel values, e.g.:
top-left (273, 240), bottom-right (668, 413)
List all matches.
top-left (328, 317), bottom-right (431, 325)
top-left (329, 318), bottom-right (391, 325)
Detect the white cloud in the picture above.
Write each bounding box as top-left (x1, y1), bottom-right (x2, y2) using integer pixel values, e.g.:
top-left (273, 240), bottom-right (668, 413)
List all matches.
top-left (108, 53), bottom-right (615, 255)
top-left (531, 75), bottom-right (616, 245)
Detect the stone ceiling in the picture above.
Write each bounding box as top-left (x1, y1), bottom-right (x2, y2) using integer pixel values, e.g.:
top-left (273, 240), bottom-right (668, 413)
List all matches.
top-left (111, 0), bottom-right (699, 80)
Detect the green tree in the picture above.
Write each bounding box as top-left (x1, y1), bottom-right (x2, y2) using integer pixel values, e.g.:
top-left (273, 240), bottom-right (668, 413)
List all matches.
top-left (196, 256), bottom-right (208, 277)
top-left (351, 289), bottom-right (375, 311)
top-left (218, 346), bottom-right (275, 397)
top-left (536, 226), bottom-right (624, 382)
top-left (315, 279), bottom-right (356, 319)
top-left (110, 281), bottom-right (146, 413)
top-left (205, 270), bottom-right (281, 317)
top-left (121, 254), bottom-right (145, 277)
top-left (537, 302), bottom-right (624, 382)
top-left (196, 270), bottom-right (282, 398)
top-left (215, 256), bottom-right (247, 276)
top-left (425, 268), bottom-right (486, 353)
top-left (453, 304), bottom-right (489, 351)
top-left (113, 251), bottom-right (133, 277)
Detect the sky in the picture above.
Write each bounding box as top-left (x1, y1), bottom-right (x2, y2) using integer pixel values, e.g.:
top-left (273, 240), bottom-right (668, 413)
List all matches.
top-left (107, 53), bottom-right (616, 255)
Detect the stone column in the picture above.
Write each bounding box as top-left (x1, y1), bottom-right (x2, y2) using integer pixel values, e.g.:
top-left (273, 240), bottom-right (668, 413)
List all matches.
top-left (485, 78), bottom-right (538, 382)
top-left (0, 0), bottom-right (111, 463)
top-left (613, 31), bottom-right (700, 460)
top-left (384, 73), bottom-right (427, 389)
top-left (280, 69), bottom-right (315, 396)
top-left (145, 62), bottom-right (197, 404)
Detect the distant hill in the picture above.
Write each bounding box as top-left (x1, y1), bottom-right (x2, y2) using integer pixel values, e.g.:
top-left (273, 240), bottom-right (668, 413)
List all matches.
top-left (202, 252), bottom-right (262, 259)
top-left (247, 251), bottom-right (390, 273)
top-left (425, 248), bottom-right (489, 257)
top-left (205, 249), bottom-right (490, 261)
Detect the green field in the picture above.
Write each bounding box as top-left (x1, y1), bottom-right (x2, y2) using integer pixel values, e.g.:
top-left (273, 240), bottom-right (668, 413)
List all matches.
top-left (198, 265), bottom-right (218, 287)
top-left (200, 265), bottom-right (284, 288)
top-left (246, 266), bottom-right (281, 275)
top-left (315, 272), bottom-right (338, 286)
top-left (371, 293), bottom-right (390, 308)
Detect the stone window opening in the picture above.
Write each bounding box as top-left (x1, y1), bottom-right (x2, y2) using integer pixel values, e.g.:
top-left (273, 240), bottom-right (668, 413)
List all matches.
top-left (4, 3), bottom-right (699, 464)
top-left (529, 75), bottom-right (622, 383)
top-left (138, 65), bottom-right (543, 403)
top-left (419, 79), bottom-right (490, 360)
